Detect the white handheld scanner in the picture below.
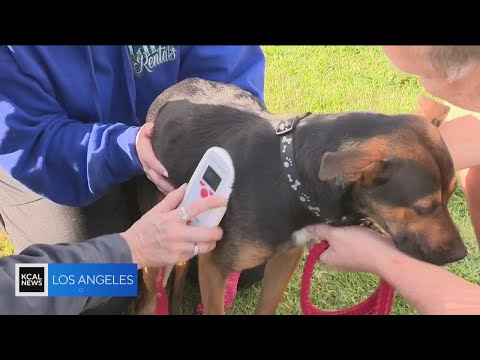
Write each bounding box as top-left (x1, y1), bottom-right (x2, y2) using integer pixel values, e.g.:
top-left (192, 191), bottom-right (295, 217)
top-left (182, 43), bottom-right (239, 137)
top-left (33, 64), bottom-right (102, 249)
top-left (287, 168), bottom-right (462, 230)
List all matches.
top-left (179, 146), bottom-right (235, 228)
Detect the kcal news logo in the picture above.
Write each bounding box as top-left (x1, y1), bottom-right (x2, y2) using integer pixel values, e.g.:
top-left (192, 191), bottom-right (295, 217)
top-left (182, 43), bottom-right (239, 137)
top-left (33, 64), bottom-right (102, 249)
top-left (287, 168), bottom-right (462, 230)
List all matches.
top-left (15, 263), bottom-right (138, 297)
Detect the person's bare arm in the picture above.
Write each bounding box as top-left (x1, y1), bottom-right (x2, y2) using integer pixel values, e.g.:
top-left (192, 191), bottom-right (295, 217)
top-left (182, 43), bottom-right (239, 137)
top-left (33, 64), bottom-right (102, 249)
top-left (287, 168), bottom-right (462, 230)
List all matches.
top-left (439, 102), bottom-right (480, 170)
top-left (305, 224), bottom-right (480, 315)
top-left (440, 111), bottom-right (480, 171)
top-left (373, 246), bottom-right (480, 315)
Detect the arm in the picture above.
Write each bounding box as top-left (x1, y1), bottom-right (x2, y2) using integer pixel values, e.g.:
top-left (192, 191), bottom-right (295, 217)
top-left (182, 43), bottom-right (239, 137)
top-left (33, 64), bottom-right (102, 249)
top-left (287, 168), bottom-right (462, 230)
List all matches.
top-left (439, 113), bottom-right (480, 171)
top-left (305, 224), bottom-right (480, 315)
top-left (373, 247), bottom-right (480, 315)
top-left (178, 46), bottom-right (265, 103)
top-left (0, 234), bottom-right (133, 315)
top-left (0, 47), bottom-right (144, 207)
top-left (0, 185), bottom-right (226, 315)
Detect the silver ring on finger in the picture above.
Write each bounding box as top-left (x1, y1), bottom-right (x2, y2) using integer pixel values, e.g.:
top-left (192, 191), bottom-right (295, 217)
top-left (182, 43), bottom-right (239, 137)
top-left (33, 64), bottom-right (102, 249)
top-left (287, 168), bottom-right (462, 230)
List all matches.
top-left (193, 242), bottom-right (199, 256)
top-left (180, 206), bottom-right (189, 222)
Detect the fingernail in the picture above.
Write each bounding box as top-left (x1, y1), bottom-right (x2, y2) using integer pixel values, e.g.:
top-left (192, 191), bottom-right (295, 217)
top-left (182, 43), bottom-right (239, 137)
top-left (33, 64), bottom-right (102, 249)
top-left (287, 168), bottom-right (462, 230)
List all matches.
top-left (163, 170), bottom-right (169, 177)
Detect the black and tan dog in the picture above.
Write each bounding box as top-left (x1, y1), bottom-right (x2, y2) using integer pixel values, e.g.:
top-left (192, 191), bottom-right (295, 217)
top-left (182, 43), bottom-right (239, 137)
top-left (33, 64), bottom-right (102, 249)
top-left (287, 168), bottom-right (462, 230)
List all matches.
top-left (135, 78), bottom-right (466, 315)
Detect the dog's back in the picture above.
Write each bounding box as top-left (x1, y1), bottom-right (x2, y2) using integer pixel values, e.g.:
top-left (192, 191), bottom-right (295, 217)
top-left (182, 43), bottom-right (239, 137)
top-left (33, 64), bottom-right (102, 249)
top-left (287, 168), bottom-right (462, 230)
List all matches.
top-left (137, 77), bottom-right (273, 214)
top-left (146, 77), bottom-right (269, 124)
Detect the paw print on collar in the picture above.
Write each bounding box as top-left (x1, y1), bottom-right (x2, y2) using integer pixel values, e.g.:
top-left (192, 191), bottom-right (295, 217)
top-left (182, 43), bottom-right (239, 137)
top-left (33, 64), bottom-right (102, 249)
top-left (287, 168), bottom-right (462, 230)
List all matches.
top-left (299, 193), bottom-right (310, 203)
top-left (284, 156), bottom-right (293, 168)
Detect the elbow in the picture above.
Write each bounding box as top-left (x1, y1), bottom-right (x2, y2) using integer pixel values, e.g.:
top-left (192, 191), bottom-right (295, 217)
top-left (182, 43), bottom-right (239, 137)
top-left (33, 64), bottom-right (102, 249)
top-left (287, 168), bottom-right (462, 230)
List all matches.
top-left (12, 173), bottom-right (97, 208)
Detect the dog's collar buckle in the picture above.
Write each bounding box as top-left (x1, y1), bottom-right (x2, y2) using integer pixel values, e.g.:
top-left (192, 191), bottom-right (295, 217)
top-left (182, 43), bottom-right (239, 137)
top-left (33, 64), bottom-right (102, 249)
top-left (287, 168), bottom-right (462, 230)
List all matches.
top-left (276, 113), bottom-right (311, 135)
top-left (276, 118), bottom-right (295, 135)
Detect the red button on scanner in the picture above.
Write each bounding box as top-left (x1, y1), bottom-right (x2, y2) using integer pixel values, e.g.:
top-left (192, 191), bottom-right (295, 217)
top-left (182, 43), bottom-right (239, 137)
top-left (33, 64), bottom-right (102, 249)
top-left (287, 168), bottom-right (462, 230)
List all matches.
top-left (201, 188), bottom-right (209, 198)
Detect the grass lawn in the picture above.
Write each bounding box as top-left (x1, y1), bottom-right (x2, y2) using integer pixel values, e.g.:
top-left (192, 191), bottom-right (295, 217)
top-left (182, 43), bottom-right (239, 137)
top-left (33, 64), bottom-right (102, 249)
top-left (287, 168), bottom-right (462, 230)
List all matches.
top-left (1, 45), bottom-right (478, 315)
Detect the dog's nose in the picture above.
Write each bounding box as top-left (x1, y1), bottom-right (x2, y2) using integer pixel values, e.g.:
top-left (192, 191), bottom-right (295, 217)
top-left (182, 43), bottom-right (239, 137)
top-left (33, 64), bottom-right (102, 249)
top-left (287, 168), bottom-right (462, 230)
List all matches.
top-left (429, 240), bottom-right (467, 266)
top-left (435, 239), bottom-right (468, 265)
top-left (446, 242), bottom-right (468, 263)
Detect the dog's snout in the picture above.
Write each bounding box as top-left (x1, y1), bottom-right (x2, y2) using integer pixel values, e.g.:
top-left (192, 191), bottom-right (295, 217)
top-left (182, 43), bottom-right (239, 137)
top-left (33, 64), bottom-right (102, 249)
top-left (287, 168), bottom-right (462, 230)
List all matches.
top-left (430, 238), bottom-right (467, 265)
top-left (394, 232), bottom-right (467, 266)
top-left (446, 241), bottom-right (468, 263)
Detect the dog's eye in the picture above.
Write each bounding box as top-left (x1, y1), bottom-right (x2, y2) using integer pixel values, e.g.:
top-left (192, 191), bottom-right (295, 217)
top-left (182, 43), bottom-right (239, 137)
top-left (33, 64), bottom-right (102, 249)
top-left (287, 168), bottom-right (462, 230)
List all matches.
top-left (414, 203), bottom-right (439, 217)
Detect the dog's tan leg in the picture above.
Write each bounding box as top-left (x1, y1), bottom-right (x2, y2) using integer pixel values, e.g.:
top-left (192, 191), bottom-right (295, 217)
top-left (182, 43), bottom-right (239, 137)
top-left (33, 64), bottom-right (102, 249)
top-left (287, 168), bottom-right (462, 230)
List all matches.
top-left (137, 267), bottom-right (160, 315)
top-left (198, 252), bottom-right (229, 315)
top-left (168, 262), bottom-right (190, 315)
top-left (134, 176), bottom-right (167, 315)
top-left (254, 246), bottom-right (305, 315)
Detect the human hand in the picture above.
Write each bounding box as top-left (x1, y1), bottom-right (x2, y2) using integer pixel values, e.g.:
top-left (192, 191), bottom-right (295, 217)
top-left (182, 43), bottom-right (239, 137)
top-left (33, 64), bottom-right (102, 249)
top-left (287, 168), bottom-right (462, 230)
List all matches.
top-left (136, 123), bottom-right (175, 195)
top-left (305, 224), bottom-right (397, 274)
top-left (121, 183), bottom-right (227, 269)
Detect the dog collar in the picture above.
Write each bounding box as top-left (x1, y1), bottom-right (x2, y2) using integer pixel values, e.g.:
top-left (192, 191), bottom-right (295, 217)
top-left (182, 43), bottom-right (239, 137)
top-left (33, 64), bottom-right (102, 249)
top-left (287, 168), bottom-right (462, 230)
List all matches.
top-left (276, 112), bottom-right (328, 220)
top-left (276, 114), bottom-right (371, 227)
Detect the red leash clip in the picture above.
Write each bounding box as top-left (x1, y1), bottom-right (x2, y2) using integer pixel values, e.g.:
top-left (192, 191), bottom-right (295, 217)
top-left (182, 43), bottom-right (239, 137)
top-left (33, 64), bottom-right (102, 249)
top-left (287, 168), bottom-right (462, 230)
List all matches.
top-left (300, 241), bottom-right (396, 315)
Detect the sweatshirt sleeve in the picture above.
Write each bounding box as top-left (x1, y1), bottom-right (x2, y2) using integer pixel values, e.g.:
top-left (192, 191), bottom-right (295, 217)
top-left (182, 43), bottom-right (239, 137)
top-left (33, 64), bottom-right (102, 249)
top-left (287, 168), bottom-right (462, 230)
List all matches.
top-left (178, 46), bottom-right (266, 104)
top-left (0, 233), bottom-right (134, 315)
top-left (0, 49), bottom-right (144, 207)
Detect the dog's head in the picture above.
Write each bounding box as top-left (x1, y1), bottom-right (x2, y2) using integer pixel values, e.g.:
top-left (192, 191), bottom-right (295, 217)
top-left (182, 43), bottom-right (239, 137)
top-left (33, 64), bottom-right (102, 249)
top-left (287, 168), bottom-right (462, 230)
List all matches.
top-left (318, 96), bottom-right (466, 265)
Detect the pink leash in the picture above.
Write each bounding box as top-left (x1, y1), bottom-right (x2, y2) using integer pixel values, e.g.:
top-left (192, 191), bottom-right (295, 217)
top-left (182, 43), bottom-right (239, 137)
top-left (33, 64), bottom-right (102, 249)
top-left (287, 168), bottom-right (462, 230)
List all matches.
top-left (156, 241), bottom-right (396, 315)
top-left (300, 241), bottom-right (396, 315)
top-left (154, 267), bottom-right (240, 315)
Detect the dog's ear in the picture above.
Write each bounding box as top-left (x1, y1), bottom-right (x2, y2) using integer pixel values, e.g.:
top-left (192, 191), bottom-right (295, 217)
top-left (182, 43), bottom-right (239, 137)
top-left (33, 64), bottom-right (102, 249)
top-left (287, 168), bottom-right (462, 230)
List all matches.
top-left (414, 94), bottom-right (450, 127)
top-left (318, 140), bottom-right (391, 186)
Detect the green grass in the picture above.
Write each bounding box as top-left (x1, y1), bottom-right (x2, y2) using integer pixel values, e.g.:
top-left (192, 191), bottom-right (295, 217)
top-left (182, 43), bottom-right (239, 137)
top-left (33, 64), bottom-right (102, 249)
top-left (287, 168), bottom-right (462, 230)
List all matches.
top-left (1, 46), bottom-right (478, 315)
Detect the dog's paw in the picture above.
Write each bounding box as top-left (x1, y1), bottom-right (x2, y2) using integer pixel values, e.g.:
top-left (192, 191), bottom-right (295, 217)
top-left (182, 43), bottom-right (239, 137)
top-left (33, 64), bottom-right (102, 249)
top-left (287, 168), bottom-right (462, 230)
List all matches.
top-left (292, 228), bottom-right (311, 247)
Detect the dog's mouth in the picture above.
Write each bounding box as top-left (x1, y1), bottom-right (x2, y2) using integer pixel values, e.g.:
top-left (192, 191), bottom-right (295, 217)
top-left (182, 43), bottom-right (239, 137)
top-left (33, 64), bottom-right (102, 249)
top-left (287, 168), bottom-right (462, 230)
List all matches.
top-left (358, 217), bottom-right (390, 237)
top-left (293, 216), bottom-right (391, 250)
top-left (365, 218), bottom-right (467, 265)
top-left (333, 214), bottom-right (391, 237)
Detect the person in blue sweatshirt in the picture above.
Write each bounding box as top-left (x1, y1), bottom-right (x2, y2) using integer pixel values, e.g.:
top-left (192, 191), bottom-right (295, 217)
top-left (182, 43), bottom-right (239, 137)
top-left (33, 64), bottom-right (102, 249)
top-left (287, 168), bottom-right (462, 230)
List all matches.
top-left (0, 45), bottom-right (266, 314)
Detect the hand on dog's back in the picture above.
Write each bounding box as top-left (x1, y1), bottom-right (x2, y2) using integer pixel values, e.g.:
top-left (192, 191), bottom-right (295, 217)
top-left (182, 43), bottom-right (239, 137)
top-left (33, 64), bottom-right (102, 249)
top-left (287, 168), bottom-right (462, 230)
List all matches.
top-left (136, 122), bottom-right (175, 195)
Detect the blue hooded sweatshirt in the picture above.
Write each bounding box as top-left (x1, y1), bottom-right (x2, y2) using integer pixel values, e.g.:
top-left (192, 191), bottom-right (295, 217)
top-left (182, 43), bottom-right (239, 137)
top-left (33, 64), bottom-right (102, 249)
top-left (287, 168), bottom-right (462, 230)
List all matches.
top-left (0, 45), bottom-right (265, 207)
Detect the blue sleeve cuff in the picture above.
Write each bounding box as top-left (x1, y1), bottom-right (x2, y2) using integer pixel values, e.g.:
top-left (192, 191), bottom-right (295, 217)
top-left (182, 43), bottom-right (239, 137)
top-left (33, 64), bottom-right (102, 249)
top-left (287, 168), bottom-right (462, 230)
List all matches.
top-left (116, 125), bottom-right (144, 176)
